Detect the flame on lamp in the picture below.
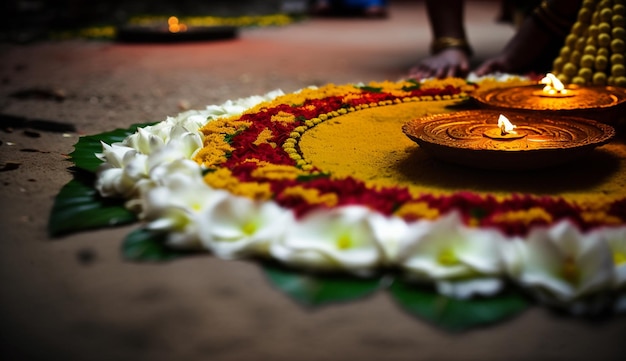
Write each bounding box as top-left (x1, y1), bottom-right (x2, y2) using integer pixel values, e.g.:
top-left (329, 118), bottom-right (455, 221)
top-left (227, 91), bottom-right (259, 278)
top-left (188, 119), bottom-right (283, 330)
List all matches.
top-left (168, 16), bottom-right (188, 33)
top-left (540, 73), bottom-right (567, 95)
top-left (498, 114), bottom-right (517, 135)
top-left (483, 113), bottom-right (525, 140)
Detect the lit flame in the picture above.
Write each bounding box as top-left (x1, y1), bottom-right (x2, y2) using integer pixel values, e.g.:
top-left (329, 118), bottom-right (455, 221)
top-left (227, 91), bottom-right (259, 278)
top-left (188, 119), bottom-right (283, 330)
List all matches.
top-left (168, 16), bottom-right (188, 33)
top-left (498, 114), bottom-right (517, 135)
top-left (540, 73), bottom-right (567, 95)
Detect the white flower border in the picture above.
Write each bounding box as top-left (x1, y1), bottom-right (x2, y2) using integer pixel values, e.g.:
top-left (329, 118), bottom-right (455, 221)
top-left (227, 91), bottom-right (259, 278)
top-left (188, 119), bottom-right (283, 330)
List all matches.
top-left (94, 81), bottom-right (626, 312)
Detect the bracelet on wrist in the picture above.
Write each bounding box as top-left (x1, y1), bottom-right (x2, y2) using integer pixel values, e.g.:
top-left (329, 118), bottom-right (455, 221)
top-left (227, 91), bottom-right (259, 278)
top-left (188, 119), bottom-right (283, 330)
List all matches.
top-left (430, 37), bottom-right (473, 56)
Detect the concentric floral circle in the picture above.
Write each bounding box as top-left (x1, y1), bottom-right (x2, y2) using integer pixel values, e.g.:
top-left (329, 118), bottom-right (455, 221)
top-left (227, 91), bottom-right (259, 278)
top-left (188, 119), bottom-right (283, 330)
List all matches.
top-left (95, 77), bottom-right (626, 310)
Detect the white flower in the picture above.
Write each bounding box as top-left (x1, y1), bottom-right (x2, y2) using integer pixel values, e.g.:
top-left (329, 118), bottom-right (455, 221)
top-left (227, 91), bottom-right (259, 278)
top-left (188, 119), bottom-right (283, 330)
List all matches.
top-left (94, 90), bottom-right (284, 201)
top-left (466, 72), bottom-right (529, 83)
top-left (123, 120), bottom-right (204, 157)
top-left (399, 212), bottom-right (504, 278)
top-left (270, 206), bottom-right (383, 274)
top-left (95, 142), bottom-right (135, 167)
top-left (505, 221), bottom-right (614, 305)
top-left (368, 213), bottom-right (414, 264)
top-left (599, 226), bottom-right (626, 288)
top-left (398, 212), bottom-right (505, 298)
top-left (148, 158), bottom-right (203, 188)
top-left (124, 127), bottom-right (166, 154)
top-left (95, 146), bottom-right (149, 198)
top-left (204, 90), bottom-right (284, 119)
top-left (142, 172), bottom-right (223, 249)
top-left (95, 127), bottom-right (203, 199)
top-left (145, 137), bottom-right (202, 173)
top-left (171, 112), bottom-right (209, 132)
top-left (197, 196), bottom-right (293, 259)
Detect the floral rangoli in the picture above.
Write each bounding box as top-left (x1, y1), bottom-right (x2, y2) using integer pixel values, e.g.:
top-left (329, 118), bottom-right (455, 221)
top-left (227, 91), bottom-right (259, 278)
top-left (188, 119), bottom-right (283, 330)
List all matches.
top-left (50, 76), bottom-right (626, 330)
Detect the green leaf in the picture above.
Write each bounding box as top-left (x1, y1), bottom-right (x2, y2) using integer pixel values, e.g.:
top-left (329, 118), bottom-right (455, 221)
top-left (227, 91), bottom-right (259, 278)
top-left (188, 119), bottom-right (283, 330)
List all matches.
top-left (357, 85), bottom-right (383, 93)
top-left (69, 122), bottom-right (156, 173)
top-left (389, 279), bottom-right (530, 332)
top-left (402, 79), bottom-right (422, 91)
top-left (122, 228), bottom-right (193, 262)
top-left (295, 172), bottom-right (330, 181)
top-left (48, 172), bottom-right (137, 237)
top-left (49, 122), bottom-right (157, 235)
top-left (263, 263), bottom-right (384, 306)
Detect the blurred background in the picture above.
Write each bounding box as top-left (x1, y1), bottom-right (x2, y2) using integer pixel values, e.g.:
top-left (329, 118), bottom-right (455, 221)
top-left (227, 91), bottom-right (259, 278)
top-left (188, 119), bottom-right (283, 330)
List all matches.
top-left (0, 0), bottom-right (309, 42)
top-left (1, 1), bottom-right (513, 43)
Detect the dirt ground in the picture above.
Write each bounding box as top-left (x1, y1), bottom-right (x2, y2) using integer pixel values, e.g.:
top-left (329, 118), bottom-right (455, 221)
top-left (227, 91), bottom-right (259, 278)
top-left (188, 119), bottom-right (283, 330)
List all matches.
top-left (1, 2), bottom-right (625, 360)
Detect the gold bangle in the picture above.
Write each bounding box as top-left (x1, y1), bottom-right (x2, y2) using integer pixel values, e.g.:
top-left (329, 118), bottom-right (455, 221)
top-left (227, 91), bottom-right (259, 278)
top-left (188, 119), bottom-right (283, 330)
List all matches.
top-left (430, 37), bottom-right (473, 56)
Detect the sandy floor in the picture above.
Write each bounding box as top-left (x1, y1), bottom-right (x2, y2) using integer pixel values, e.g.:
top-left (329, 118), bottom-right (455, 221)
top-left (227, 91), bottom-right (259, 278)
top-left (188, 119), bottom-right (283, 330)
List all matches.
top-left (1, 2), bottom-right (625, 360)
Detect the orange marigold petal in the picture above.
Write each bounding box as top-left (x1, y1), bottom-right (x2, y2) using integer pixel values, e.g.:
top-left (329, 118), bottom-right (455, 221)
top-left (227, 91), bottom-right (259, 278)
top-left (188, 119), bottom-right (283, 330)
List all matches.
top-left (394, 202), bottom-right (440, 220)
top-left (281, 186), bottom-right (338, 207)
top-left (491, 207), bottom-right (553, 226)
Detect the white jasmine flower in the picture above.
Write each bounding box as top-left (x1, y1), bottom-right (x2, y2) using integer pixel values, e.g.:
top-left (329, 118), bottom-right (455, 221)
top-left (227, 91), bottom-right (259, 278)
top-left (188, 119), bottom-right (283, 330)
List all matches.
top-left (95, 167), bottom-right (125, 197)
top-left (368, 214), bottom-right (425, 264)
top-left (204, 90), bottom-right (284, 119)
top-left (506, 221), bottom-right (614, 305)
top-left (121, 158), bottom-right (204, 215)
top-left (95, 142), bottom-right (135, 167)
top-left (168, 123), bottom-right (203, 151)
top-left (400, 212), bottom-right (504, 278)
top-left (148, 158), bottom-right (203, 188)
top-left (95, 149), bottom-right (149, 198)
top-left (96, 142), bottom-right (148, 198)
top-left (124, 127), bottom-right (166, 155)
top-left (466, 72), bottom-right (529, 83)
top-left (197, 196), bottom-right (293, 259)
top-left (145, 137), bottom-right (202, 172)
top-left (123, 119), bottom-right (204, 156)
top-left (142, 173), bottom-right (223, 249)
top-left (171, 112), bottom-right (209, 132)
top-left (94, 90), bottom-right (285, 202)
top-left (398, 212), bottom-right (505, 298)
top-left (96, 129), bottom-right (202, 199)
top-left (270, 206), bottom-right (382, 274)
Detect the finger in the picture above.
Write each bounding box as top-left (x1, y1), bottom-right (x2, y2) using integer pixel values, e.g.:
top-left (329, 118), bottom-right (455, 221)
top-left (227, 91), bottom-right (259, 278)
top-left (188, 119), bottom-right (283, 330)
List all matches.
top-left (459, 61), bottom-right (470, 73)
top-left (475, 63), bottom-right (495, 76)
top-left (434, 65), bottom-right (449, 79)
top-left (410, 65), bottom-right (436, 80)
top-left (446, 66), bottom-right (458, 78)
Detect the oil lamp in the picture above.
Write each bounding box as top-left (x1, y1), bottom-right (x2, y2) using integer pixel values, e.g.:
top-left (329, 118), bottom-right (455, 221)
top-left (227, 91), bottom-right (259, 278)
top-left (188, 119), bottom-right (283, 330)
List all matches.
top-left (535, 73), bottom-right (575, 98)
top-left (483, 114), bottom-right (526, 140)
top-left (167, 16), bottom-right (188, 33)
top-left (402, 110), bottom-right (615, 170)
top-left (472, 73), bottom-right (626, 124)
top-left (116, 16), bottom-right (237, 43)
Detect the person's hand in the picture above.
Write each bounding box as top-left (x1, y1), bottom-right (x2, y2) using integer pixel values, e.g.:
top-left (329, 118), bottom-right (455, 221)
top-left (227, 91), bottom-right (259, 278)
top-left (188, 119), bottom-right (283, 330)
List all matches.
top-left (474, 56), bottom-right (512, 76)
top-left (409, 48), bottom-right (470, 80)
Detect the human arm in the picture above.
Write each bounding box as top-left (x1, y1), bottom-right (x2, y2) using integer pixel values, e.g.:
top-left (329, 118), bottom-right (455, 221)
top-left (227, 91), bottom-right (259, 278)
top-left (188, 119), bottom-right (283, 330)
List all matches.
top-left (474, 0), bottom-right (582, 75)
top-left (409, 0), bottom-right (472, 79)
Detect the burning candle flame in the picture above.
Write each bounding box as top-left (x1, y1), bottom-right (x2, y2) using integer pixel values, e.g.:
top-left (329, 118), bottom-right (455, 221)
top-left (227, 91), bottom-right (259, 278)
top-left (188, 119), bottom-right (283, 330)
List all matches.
top-left (540, 73), bottom-right (567, 95)
top-left (168, 16), bottom-right (188, 33)
top-left (498, 114), bottom-right (517, 135)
